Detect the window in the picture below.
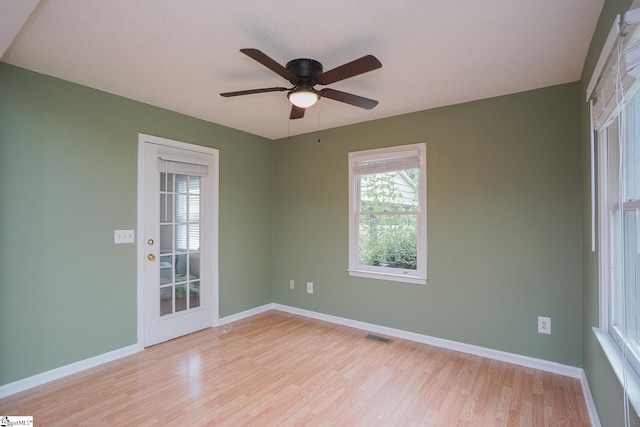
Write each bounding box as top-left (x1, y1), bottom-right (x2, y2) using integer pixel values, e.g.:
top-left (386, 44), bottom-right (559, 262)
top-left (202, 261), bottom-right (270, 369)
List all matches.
top-left (590, 1), bottom-right (640, 416)
top-left (348, 143), bottom-right (427, 284)
top-left (599, 93), bottom-right (640, 368)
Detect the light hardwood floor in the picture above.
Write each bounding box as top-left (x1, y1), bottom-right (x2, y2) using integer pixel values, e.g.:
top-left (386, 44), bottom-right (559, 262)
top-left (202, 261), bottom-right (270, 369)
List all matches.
top-left (0, 311), bottom-right (590, 426)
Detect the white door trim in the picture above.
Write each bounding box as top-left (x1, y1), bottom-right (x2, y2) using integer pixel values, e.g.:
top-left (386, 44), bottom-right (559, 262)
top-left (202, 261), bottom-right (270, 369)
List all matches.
top-left (136, 133), bottom-right (219, 347)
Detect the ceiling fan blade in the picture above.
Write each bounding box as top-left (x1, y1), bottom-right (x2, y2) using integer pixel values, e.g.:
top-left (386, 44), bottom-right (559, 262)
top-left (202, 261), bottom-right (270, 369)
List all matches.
top-left (317, 55), bottom-right (382, 85)
top-left (320, 88), bottom-right (378, 110)
top-left (240, 48), bottom-right (297, 82)
top-left (290, 105), bottom-right (305, 120)
top-left (220, 87), bottom-right (288, 97)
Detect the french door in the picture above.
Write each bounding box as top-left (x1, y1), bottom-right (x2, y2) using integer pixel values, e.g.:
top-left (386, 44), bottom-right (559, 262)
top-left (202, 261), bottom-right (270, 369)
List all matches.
top-left (138, 134), bottom-right (218, 347)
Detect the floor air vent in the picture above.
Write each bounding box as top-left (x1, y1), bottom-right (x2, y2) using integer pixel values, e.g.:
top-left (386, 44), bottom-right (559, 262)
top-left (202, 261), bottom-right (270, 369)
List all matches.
top-left (365, 334), bottom-right (391, 344)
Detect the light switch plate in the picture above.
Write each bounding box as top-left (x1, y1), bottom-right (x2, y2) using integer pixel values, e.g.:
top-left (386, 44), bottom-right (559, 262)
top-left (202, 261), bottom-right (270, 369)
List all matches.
top-left (114, 229), bottom-right (135, 244)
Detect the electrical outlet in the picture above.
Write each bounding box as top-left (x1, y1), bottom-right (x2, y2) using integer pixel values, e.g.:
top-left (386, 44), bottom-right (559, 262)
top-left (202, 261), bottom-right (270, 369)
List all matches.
top-left (307, 282), bottom-right (313, 294)
top-left (114, 229), bottom-right (135, 244)
top-left (538, 316), bottom-right (551, 334)
top-left (289, 279), bottom-right (295, 289)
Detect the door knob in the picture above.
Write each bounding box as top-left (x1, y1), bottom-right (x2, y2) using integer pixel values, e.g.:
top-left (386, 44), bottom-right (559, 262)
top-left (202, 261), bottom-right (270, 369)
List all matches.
top-left (147, 254), bottom-right (155, 261)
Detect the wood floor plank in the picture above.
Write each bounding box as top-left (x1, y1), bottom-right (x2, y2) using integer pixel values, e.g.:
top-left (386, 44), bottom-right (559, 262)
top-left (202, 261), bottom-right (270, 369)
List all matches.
top-left (0, 311), bottom-right (591, 426)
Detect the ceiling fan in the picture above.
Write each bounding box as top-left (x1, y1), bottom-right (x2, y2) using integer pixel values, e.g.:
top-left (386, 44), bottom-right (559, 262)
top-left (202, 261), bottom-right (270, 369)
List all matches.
top-left (220, 48), bottom-right (382, 119)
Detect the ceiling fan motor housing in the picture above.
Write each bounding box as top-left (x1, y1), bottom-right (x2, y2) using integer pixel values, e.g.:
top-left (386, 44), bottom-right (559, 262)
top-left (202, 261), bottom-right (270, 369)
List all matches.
top-left (286, 59), bottom-right (323, 85)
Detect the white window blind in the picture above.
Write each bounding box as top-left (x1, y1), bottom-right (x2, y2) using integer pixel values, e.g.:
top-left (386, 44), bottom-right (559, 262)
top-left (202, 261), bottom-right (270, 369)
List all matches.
top-left (353, 151), bottom-right (420, 175)
top-left (588, 5), bottom-right (640, 131)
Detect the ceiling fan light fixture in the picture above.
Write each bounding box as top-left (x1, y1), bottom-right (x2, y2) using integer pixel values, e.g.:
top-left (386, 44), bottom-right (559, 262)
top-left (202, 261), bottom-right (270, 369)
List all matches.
top-left (288, 89), bottom-right (319, 108)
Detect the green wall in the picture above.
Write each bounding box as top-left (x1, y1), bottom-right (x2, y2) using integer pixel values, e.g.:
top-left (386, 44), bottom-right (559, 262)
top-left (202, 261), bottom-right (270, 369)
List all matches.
top-left (0, 64), bottom-right (274, 385)
top-left (272, 83), bottom-right (583, 366)
top-left (580, 0), bottom-right (640, 425)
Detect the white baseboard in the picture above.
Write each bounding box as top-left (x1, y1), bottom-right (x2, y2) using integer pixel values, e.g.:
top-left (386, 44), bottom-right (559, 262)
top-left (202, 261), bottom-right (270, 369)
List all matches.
top-left (580, 369), bottom-right (602, 427)
top-left (216, 303), bottom-right (272, 326)
top-left (0, 343), bottom-right (142, 399)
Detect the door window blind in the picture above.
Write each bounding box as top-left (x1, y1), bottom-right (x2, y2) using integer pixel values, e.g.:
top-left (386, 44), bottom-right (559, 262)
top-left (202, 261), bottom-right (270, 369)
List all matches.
top-left (157, 153), bottom-right (209, 176)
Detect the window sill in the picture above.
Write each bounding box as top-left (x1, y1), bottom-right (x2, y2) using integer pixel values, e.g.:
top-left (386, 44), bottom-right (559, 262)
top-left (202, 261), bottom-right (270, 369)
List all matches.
top-left (593, 327), bottom-right (640, 417)
top-left (348, 269), bottom-right (427, 285)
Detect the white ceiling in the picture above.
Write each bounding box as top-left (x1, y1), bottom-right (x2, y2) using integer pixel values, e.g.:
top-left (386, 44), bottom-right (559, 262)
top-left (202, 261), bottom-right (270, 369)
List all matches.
top-left (1, 0), bottom-right (604, 140)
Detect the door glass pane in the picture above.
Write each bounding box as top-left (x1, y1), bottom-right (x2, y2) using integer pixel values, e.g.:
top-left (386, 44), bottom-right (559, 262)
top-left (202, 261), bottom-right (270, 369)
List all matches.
top-left (160, 225), bottom-right (173, 254)
top-left (160, 255), bottom-right (173, 285)
top-left (175, 254), bottom-right (187, 280)
top-left (189, 195), bottom-right (200, 222)
top-left (175, 284), bottom-right (187, 312)
top-left (160, 194), bottom-right (174, 222)
top-left (175, 194), bottom-right (187, 222)
top-left (189, 176), bottom-right (200, 194)
top-left (160, 172), bottom-right (174, 192)
top-left (188, 224), bottom-right (200, 251)
top-left (176, 174), bottom-right (187, 193)
top-left (189, 253), bottom-right (200, 279)
top-left (176, 224), bottom-right (188, 252)
top-left (190, 282), bottom-right (200, 309)
top-left (160, 286), bottom-right (172, 316)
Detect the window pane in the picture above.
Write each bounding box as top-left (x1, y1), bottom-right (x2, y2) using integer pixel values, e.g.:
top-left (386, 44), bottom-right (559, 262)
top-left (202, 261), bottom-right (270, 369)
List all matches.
top-left (360, 169), bottom-right (419, 212)
top-left (607, 120), bottom-right (620, 202)
top-left (623, 210), bottom-right (640, 346)
top-left (359, 213), bottom-right (417, 270)
top-left (625, 95), bottom-right (640, 202)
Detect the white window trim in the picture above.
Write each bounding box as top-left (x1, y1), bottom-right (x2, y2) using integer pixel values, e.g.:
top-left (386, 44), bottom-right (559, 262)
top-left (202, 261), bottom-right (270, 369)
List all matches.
top-left (596, 104), bottom-right (640, 419)
top-left (348, 143), bottom-right (427, 285)
top-left (595, 86), bottom-right (640, 420)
